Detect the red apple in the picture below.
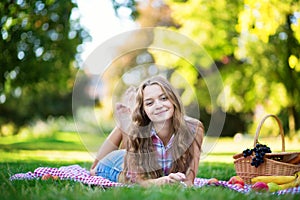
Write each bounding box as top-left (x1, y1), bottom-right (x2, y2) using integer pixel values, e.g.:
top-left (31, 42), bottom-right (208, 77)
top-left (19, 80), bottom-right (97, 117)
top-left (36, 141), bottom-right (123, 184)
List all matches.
top-left (228, 176), bottom-right (245, 186)
top-left (52, 175), bottom-right (59, 180)
top-left (251, 181), bottom-right (269, 192)
top-left (234, 183), bottom-right (244, 189)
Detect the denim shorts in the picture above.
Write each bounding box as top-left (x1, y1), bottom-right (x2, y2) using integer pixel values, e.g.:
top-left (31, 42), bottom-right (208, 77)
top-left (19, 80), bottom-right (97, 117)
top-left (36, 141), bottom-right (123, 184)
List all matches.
top-left (96, 149), bottom-right (126, 182)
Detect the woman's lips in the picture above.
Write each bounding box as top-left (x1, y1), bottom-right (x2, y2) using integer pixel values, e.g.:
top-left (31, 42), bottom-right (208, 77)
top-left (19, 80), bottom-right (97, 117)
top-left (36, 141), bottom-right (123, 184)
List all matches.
top-left (155, 110), bottom-right (167, 115)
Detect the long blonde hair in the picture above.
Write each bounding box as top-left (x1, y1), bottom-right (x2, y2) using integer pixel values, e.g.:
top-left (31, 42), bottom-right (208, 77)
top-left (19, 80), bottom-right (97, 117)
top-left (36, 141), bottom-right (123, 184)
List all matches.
top-left (123, 76), bottom-right (199, 182)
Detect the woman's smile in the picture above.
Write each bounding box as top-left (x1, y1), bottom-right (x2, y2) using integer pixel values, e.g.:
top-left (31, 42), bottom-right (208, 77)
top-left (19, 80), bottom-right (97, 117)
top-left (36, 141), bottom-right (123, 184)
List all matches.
top-left (155, 109), bottom-right (168, 115)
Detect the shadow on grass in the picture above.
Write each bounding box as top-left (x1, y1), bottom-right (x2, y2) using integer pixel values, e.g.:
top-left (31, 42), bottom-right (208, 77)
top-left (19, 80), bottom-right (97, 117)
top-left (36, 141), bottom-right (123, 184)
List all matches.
top-left (0, 131), bottom-right (99, 151)
top-left (0, 137), bottom-right (85, 151)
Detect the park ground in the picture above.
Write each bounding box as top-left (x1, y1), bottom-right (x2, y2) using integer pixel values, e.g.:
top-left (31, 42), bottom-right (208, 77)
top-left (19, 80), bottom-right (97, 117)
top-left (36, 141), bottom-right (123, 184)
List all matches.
top-left (0, 131), bottom-right (300, 200)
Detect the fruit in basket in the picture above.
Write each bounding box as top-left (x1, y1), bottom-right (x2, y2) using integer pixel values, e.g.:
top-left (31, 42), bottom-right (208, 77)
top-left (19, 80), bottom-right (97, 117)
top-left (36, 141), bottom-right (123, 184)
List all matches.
top-left (278, 171), bottom-right (300, 190)
top-left (278, 179), bottom-right (298, 190)
top-left (251, 175), bottom-right (296, 185)
top-left (228, 176), bottom-right (245, 186)
top-left (242, 143), bottom-right (272, 168)
top-left (242, 148), bottom-right (253, 157)
top-left (251, 181), bottom-right (269, 192)
top-left (267, 182), bottom-right (280, 192)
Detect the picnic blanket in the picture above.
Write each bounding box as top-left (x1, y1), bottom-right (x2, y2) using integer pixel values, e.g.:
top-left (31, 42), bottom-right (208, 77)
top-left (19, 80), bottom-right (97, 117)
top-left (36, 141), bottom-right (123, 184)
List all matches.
top-left (9, 164), bottom-right (300, 195)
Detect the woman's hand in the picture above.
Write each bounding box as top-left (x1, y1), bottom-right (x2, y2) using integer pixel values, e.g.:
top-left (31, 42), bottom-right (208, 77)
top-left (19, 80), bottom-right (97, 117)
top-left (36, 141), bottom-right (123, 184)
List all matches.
top-left (166, 172), bottom-right (186, 184)
top-left (147, 172), bottom-right (186, 186)
top-left (115, 86), bottom-right (136, 133)
top-left (121, 86), bottom-right (136, 110)
top-left (115, 103), bottom-right (131, 133)
top-left (90, 166), bottom-right (96, 176)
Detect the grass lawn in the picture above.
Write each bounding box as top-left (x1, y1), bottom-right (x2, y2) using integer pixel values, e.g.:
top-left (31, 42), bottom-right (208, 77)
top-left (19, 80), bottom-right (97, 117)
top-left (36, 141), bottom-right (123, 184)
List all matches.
top-left (1, 131), bottom-right (300, 200)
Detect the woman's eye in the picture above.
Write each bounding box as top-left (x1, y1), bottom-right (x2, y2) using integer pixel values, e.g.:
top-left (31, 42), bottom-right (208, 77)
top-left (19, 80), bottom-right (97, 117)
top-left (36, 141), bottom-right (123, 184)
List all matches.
top-left (161, 96), bottom-right (168, 101)
top-left (145, 101), bottom-right (153, 106)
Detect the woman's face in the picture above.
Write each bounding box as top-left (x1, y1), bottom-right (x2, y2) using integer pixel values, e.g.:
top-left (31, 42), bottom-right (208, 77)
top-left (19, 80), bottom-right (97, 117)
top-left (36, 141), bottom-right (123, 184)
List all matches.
top-left (142, 84), bottom-right (174, 124)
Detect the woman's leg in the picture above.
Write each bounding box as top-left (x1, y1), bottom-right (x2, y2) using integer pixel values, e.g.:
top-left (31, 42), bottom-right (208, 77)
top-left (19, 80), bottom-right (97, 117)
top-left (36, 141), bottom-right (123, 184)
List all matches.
top-left (95, 149), bottom-right (126, 182)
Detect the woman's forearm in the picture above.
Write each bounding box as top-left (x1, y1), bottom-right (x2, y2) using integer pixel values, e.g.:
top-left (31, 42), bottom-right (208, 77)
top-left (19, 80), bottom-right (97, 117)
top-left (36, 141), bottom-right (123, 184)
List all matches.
top-left (90, 158), bottom-right (99, 170)
top-left (95, 127), bottom-right (123, 160)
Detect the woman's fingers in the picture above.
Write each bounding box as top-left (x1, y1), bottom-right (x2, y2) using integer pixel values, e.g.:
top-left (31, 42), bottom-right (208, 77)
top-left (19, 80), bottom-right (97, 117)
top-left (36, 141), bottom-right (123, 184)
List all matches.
top-left (176, 172), bottom-right (186, 180)
top-left (90, 167), bottom-right (96, 176)
top-left (115, 103), bottom-right (132, 133)
top-left (121, 86), bottom-right (136, 111)
top-left (155, 173), bottom-right (187, 186)
top-left (168, 172), bottom-right (186, 182)
top-left (116, 103), bottom-right (130, 113)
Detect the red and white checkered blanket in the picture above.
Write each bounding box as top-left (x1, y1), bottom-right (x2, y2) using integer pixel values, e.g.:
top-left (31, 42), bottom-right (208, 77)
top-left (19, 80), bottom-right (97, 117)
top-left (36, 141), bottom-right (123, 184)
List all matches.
top-left (9, 164), bottom-right (300, 195)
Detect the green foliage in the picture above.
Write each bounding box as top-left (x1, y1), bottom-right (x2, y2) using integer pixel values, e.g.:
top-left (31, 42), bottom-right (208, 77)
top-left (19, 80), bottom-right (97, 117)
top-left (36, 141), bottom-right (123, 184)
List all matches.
top-left (167, 0), bottom-right (243, 61)
top-left (168, 0), bottom-right (300, 132)
top-left (0, 0), bottom-right (89, 133)
top-left (116, 0), bottom-right (300, 136)
top-left (111, 0), bottom-right (139, 20)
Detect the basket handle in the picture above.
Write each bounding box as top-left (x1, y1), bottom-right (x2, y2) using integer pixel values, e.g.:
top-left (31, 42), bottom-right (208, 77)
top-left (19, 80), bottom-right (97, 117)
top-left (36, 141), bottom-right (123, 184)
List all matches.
top-left (253, 114), bottom-right (285, 152)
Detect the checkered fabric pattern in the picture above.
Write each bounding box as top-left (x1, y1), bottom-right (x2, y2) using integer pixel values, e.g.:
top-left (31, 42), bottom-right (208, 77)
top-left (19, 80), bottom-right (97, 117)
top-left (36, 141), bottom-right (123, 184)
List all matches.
top-left (10, 165), bottom-right (123, 188)
top-left (9, 164), bottom-right (300, 195)
top-left (151, 128), bottom-right (174, 176)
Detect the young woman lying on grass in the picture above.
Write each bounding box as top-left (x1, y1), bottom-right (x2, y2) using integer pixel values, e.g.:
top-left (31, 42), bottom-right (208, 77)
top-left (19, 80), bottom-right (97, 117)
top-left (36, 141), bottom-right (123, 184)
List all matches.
top-left (90, 76), bottom-right (204, 187)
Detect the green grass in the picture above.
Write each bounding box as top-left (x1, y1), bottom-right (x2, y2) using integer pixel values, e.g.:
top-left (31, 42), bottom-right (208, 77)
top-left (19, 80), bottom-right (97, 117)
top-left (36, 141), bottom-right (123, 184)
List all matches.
top-left (1, 131), bottom-right (300, 200)
top-left (2, 161), bottom-right (299, 200)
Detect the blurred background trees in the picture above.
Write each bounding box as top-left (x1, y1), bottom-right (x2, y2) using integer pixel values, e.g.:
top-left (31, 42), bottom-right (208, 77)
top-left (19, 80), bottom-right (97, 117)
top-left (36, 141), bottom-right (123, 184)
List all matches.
top-left (109, 0), bottom-right (300, 137)
top-left (0, 0), bottom-right (299, 138)
top-left (0, 0), bottom-right (89, 135)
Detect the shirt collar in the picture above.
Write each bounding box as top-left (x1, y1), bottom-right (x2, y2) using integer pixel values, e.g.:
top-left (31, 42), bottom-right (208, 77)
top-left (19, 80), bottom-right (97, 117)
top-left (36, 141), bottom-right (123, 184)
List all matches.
top-left (151, 127), bottom-right (174, 149)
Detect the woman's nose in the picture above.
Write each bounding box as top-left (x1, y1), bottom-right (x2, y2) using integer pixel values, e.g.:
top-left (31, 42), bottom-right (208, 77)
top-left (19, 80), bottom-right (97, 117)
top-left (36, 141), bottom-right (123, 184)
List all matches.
top-left (154, 100), bottom-right (163, 109)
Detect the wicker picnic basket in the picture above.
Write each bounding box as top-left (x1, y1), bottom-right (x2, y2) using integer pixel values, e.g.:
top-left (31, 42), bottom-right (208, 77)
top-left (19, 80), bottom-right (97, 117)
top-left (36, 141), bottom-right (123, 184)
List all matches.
top-left (233, 114), bottom-right (300, 184)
